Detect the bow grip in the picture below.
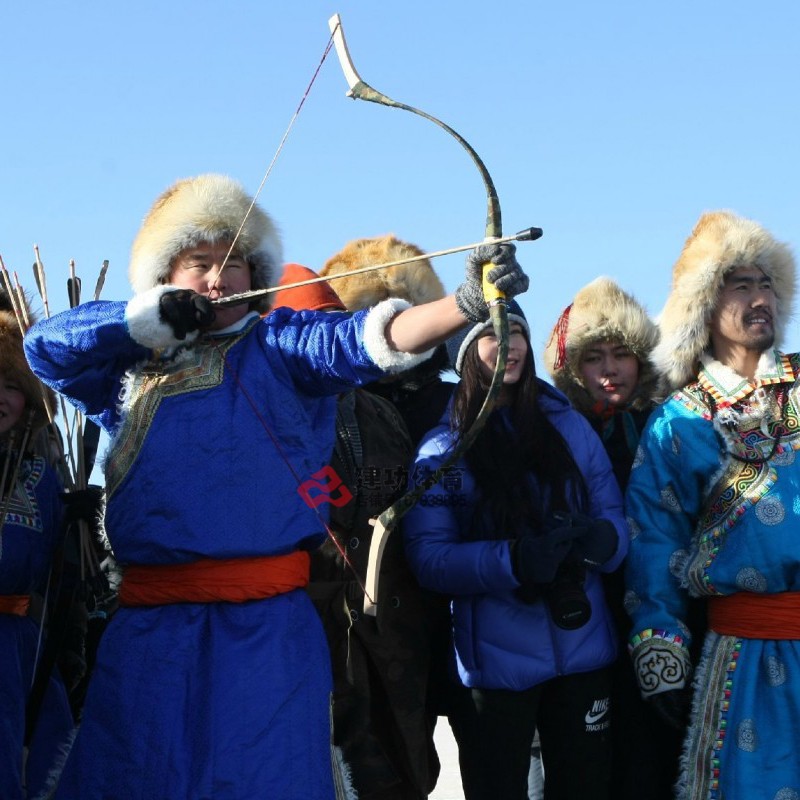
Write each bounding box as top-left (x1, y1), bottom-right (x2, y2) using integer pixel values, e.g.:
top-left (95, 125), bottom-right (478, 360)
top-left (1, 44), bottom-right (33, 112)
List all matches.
top-left (482, 262), bottom-right (507, 304)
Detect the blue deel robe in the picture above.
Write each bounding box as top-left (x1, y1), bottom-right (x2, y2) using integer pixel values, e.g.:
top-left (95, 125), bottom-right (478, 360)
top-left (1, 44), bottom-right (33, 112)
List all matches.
top-left (0, 453), bottom-right (73, 800)
top-left (626, 351), bottom-right (800, 800)
top-left (24, 294), bottom-right (423, 800)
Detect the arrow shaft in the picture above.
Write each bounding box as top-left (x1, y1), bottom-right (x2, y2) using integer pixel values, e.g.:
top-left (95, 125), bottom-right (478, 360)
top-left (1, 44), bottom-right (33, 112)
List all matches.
top-left (212, 229), bottom-right (538, 308)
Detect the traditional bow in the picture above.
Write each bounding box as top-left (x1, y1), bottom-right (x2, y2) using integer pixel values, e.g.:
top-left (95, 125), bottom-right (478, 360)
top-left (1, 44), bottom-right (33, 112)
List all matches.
top-left (208, 15), bottom-right (540, 615)
top-left (325, 14), bottom-right (541, 616)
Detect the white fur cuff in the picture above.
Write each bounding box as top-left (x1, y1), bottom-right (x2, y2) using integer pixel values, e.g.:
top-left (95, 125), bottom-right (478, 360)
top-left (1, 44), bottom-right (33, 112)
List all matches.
top-left (125, 285), bottom-right (200, 349)
top-left (362, 298), bottom-right (435, 373)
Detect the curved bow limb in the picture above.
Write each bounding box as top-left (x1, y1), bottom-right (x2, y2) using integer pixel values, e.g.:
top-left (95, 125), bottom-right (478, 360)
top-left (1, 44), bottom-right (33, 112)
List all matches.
top-left (327, 14), bottom-right (539, 617)
top-left (328, 14), bottom-right (501, 239)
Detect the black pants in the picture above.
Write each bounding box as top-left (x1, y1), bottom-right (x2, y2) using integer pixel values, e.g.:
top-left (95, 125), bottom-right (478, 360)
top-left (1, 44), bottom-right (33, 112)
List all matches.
top-left (607, 652), bottom-right (684, 800)
top-left (448, 667), bottom-right (612, 800)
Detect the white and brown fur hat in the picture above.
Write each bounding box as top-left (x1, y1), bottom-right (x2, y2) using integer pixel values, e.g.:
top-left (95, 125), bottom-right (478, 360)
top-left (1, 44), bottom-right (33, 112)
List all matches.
top-left (654, 210), bottom-right (796, 393)
top-left (0, 290), bottom-right (54, 436)
top-left (319, 234), bottom-right (445, 311)
top-left (544, 277), bottom-right (659, 413)
top-left (129, 174), bottom-right (283, 314)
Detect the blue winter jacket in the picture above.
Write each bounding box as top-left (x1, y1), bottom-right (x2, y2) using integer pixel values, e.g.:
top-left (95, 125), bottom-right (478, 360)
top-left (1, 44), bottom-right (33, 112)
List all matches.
top-left (404, 380), bottom-right (628, 691)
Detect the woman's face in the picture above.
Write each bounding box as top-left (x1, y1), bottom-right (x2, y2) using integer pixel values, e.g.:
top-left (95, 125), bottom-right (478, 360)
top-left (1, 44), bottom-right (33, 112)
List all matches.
top-left (578, 340), bottom-right (640, 408)
top-left (476, 323), bottom-right (528, 388)
top-left (0, 370), bottom-right (27, 435)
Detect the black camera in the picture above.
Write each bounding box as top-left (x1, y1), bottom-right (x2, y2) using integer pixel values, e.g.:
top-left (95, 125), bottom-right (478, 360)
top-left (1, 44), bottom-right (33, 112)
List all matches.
top-left (544, 560), bottom-right (592, 630)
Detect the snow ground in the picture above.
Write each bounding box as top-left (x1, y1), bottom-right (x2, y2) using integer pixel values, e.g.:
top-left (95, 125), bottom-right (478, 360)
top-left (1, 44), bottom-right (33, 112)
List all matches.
top-left (429, 723), bottom-right (465, 800)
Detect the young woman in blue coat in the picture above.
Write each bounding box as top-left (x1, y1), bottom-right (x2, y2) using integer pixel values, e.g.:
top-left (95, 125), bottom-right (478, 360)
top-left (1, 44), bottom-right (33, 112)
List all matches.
top-left (404, 303), bottom-right (627, 800)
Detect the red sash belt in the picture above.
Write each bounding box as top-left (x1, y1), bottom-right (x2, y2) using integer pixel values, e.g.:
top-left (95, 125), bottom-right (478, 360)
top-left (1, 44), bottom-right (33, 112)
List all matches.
top-left (0, 594), bottom-right (31, 615)
top-left (709, 592), bottom-right (800, 639)
top-left (119, 551), bottom-right (310, 607)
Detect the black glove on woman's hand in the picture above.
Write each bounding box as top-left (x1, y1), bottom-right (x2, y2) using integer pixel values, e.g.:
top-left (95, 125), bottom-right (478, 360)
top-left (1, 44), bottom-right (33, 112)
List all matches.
top-left (570, 517), bottom-right (618, 568)
top-left (159, 290), bottom-right (216, 340)
top-left (511, 525), bottom-right (585, 586)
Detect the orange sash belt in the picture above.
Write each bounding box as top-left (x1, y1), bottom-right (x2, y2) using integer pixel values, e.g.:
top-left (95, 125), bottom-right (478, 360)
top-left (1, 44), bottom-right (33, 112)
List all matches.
top-left (0, 595), bottom-right (31, 615)
top-left (709, 592), bottom-right (800, 639)
top-left (119, 551), bottom-right (310, 607)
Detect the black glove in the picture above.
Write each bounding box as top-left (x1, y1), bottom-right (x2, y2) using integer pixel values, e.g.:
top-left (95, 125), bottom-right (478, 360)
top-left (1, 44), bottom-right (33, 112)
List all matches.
top-left (455, 243), bottom-right (529, 323)
top-left (60, 485), bottom-right (104, 528)
top-left (647, 686), bottom-right (693, 731)
top-left (511, 525), bottom-right (585, 586)
top-left (568, 515), bottom-right (618, 568)
top-left (159, 290), bottom-right (216, 340)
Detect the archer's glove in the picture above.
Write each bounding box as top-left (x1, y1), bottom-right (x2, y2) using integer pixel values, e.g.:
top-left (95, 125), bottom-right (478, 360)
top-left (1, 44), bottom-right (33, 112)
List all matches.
top-left (455, 243), bottom-right (529, 322)
top-left (159, 290), bottom-right (216, 340)
top-left (61, 485), bottom-right (104, 529)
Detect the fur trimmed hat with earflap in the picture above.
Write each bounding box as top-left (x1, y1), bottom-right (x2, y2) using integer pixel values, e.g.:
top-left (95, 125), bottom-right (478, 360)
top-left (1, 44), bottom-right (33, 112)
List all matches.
top-left (129, 173), bottom-right (283, 314)
top-left (272, 264), bottom-right (346, 312)
top-left (0, 290), bottom-right (54, 436)
top-left (654, 210), bottom-right (796, 393)
top-left (319, 234), bottom-right (445, 311)
top-left (544, 277), bottom-right (658, 413)
top-left (447, 299), bottom-right (530, 376)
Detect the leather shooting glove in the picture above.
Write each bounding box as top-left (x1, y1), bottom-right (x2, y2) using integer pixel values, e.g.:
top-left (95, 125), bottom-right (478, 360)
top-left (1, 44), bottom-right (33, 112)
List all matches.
top-left (159, 290), bottom-right (216, 340)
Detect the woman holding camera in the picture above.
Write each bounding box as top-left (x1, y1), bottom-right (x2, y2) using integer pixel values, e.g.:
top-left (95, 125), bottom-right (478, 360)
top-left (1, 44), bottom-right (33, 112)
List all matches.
top-left (404, 300), bottom-right (627, 800)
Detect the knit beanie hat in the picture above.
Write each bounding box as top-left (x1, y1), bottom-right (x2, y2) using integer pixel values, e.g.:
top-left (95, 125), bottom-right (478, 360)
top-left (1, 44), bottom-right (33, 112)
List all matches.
top-left (129, 173), bottom-right (283, 314)
top-left (272, 263), bottom-right (346, 312)
top-left (446, 300), bottom-right (529, 376)
top-left (543, 277), bottom-right (658, 412)
top-left (319, 234), bottom-right (445, 310)
top-left (654, 211), bottom-right (795, 392)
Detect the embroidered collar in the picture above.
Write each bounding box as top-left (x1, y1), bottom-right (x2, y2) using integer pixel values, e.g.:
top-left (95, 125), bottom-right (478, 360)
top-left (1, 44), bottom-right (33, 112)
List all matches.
top-left (698, 349), bottom-right (794, 408)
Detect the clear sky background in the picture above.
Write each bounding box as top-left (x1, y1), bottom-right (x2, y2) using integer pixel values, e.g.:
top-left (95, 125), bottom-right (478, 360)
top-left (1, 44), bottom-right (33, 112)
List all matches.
top-left (2, 1), bottom-right (800, 476)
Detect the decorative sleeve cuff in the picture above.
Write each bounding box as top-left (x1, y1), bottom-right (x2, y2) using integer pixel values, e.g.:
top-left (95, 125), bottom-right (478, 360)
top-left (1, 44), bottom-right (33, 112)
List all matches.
top-left (630, 628), bottom-right (692, 698)
top-left (361, 298), bottom-right (436, 373)
top-left (125, 285), bottom-right (200, 349)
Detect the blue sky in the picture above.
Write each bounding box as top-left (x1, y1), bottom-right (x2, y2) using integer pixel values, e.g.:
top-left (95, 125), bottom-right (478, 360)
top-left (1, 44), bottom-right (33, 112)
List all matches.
top-left (2, 1), bottom-right (800, 476)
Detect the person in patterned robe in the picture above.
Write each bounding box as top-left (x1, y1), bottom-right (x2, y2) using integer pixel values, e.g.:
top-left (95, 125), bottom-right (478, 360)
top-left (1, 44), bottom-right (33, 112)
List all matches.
top-left (0, 292), bottom-right (74, 800)
top-left (544, 277), bottom-right (703, 800)
top-left (625, 210), bottom-right (800, 800)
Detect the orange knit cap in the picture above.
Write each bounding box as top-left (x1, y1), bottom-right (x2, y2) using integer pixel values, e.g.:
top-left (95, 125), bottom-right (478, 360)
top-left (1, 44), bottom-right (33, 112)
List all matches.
top-left (272, 263), bottom-right (347, 312)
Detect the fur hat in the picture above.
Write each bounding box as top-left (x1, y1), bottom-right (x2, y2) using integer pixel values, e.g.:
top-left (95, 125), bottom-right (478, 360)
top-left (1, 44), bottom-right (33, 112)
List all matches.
top-left (0, 291), bottom-right (54, 435)
top-left (129, 174), bottom-right (283, 313)
top-left (544, 277), bottom-right (658, 412)
top-left (319, 234), bottom-right (445, 311)
top-left (654, 211), bottom-right (796, 392)
top-left (447, 300), bottom-right (529, 376)
top-left (272, 264), bottom-right (346, 312)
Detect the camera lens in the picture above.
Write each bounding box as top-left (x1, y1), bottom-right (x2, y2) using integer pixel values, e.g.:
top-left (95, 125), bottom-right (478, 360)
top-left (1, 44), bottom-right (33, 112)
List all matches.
top-left (545, 565), bottom-right (592, 630)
